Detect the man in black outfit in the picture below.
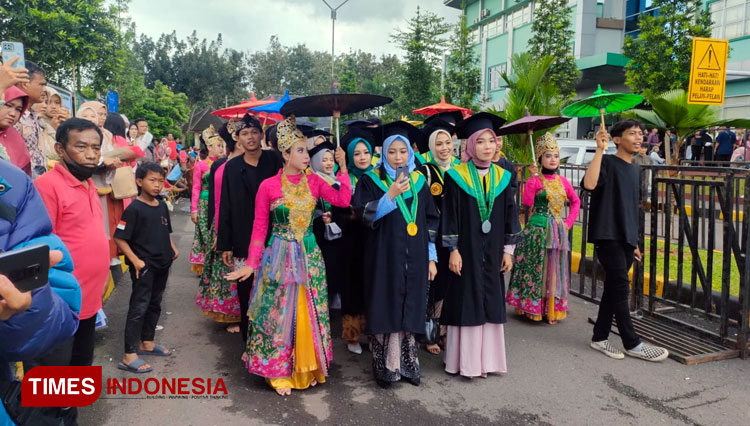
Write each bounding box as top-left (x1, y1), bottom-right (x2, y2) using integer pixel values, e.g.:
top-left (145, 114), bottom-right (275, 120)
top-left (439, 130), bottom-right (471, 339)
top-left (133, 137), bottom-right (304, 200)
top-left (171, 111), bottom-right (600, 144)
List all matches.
top-left (217, 114), bottom-right (283, 344)
top-left (582, 119), bottom-right (668, 362)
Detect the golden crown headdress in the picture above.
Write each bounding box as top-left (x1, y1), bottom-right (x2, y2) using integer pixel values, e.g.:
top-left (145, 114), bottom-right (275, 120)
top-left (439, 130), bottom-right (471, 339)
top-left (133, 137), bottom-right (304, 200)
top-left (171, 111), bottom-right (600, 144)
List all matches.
top-left (535, 132), bottom-right (559, 158)
top-left (226, 118), bottom-right (246, 136)
top-left (276, 115), bottom-right (305, 152)
top-left (201, 124), bottom-right (224, 148)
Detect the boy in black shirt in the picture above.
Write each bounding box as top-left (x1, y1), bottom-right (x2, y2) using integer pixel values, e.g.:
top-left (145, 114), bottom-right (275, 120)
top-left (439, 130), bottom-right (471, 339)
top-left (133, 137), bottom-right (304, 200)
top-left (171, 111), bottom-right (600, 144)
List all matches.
top-left (582, 120), bottom-right (668, 362)
top-left (114, 162), bottom-right (178, 373)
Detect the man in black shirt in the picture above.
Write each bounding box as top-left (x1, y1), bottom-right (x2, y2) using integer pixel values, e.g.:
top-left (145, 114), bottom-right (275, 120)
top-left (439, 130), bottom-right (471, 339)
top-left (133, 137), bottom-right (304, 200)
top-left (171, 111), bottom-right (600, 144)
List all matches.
top-left (216, 114), bottom-right (283, 344)
top-left (582, 119), bottom-right (668, 362)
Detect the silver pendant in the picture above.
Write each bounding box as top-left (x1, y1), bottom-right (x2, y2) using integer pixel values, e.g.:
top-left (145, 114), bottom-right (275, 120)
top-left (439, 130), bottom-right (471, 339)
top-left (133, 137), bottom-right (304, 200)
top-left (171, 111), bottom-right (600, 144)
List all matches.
top-left (482, 220), bottom-right (491, 234)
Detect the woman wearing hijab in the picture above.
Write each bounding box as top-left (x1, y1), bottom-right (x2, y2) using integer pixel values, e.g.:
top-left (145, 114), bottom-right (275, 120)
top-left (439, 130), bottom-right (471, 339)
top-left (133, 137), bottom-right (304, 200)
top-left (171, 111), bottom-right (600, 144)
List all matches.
top-left (190, 125), bottom-right (225, 275)
top-left (0, 87), bottom-right (31, 174)
top-left (419, 119), bottom-right (459, 355)
top-left (226, 116), bottom-right (351, 396)
top-left (440, 112), bottom-right (521, 379)
top-left (309, 141), bottom-right (349, 316)
top-left (338, 127), bottom-right (376, 355)
top-left (352, 121), bottom-right (440, 388)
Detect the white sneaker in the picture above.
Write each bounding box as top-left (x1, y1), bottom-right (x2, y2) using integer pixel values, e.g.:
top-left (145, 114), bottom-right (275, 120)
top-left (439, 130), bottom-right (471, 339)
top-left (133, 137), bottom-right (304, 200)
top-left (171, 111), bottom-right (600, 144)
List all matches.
top-left (347, 342), bottom-right (362, 355)
top-left (590, 340), bottom-right (625, 359)
top-left (624, 343), bottom-right (669, 362)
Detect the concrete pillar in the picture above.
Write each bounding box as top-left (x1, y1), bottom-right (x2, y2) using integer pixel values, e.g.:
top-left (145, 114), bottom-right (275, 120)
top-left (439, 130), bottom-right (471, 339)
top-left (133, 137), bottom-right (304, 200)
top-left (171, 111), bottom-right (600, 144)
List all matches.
top-left (575, 0), bottom-right (598, 59)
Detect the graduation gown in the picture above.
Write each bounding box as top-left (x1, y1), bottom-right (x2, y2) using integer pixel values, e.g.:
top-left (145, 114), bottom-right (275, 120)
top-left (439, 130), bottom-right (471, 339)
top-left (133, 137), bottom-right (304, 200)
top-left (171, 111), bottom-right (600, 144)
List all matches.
top-left (440, 163), bottom-right (521, 327)
top-left (312, 181), bottom-right (353, 300)
top-left (352, 168), bottom-right (439, 335)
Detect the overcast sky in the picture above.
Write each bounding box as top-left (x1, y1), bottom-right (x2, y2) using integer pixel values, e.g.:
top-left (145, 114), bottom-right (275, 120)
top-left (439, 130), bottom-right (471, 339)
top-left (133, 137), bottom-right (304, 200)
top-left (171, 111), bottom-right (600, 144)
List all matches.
top-left (127, 0), bottom-right (461, 57)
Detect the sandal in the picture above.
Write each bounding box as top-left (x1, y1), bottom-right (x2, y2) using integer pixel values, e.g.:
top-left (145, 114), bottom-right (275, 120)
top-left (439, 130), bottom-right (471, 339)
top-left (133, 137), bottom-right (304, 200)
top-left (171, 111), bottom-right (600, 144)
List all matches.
top-left (117, 358), bottom-right (152, 374)
top-left (137, 344), bottom-right (172, 357)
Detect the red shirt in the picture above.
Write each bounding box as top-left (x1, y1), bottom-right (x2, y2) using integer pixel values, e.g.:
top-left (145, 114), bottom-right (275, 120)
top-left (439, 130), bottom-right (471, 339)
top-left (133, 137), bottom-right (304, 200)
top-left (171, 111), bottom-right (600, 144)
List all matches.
top-left (167, 141), bottom-right (178, 160)
top-left (34, 163), bottom-right (110, 319)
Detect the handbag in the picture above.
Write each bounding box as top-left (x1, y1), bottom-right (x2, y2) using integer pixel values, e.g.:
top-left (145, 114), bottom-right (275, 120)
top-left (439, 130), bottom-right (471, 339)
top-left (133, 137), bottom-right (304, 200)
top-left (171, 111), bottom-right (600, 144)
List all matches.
top-left (418, 280), bottom-right (440, 345)
top-left (111, 166), bottom-right (138, 200)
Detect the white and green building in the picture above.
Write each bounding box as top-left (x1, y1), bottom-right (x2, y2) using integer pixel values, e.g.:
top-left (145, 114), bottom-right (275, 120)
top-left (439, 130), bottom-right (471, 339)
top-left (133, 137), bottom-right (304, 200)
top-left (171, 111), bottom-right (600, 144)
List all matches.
top-left (444, 0), bottom-right (750, 137)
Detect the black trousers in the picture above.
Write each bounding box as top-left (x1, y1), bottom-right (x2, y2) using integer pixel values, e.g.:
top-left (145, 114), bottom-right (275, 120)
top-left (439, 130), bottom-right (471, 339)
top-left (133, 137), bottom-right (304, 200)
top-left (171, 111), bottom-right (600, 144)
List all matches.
top-left (715, 154), bottom-right (731, 165)
top-left (237, 274), bottom-right (254, 343)
top-left (124, 266), bottom-right (169, 354)
top-left (592, 241), bottom-right (642, 350)
top-left (691, 145), bottom-right (703, 162)
top-left (70, 316), bottom-right (97, 366)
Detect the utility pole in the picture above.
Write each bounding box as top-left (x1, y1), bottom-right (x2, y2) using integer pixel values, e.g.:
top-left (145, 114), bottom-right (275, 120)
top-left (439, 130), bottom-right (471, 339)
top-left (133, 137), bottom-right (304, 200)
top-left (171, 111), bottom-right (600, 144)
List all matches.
top-left (321, 0), bottom-right (350, 92)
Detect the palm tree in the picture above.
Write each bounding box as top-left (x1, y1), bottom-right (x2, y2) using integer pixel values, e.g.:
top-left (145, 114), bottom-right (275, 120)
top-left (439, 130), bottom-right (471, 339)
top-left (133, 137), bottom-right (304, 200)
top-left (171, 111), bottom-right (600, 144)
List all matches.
top-left (490, 53), bottom-right (566, 164)
top-left (623, 90), bottom-right (750, 164)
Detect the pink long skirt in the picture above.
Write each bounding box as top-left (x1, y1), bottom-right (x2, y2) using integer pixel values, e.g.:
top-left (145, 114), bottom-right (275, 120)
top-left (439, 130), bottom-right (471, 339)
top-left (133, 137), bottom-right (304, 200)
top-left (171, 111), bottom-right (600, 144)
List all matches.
top-left (444, 323), bottom-right (507, 378)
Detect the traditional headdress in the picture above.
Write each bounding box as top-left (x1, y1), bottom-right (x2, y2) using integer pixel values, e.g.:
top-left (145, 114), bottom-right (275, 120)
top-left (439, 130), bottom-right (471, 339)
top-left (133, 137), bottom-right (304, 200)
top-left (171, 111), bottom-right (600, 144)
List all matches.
top-left (201, 124), bottom-right (224, 148)
top-left (226, 118), bottom-right (245, 136)
top-left (276, 115), bottom-right (306, 152)
top-left (535, 132), bottom-right (559, 159)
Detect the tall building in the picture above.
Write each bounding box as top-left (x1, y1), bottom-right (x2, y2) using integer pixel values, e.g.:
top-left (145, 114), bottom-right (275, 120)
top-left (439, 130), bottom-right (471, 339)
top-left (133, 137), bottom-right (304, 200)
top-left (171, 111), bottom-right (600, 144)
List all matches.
top-left (445, 0), bottom-right (750, 137)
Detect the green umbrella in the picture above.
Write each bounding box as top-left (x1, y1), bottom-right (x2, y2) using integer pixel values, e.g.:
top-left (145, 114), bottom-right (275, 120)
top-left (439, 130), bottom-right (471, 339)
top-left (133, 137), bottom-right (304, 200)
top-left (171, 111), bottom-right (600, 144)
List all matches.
top-left (562, 84), bottom-right (644, 130)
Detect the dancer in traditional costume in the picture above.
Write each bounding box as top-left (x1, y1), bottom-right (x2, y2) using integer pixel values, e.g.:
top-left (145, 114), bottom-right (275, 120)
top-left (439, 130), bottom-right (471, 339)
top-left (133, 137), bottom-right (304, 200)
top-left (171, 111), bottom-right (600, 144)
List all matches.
top-left (507, 133), bottom-right (580, 324)
top-left (440, 112), bottom-right (521, 378)
top-left (189, 125), bottom-right (225, 275)
top-left (226, 116), bottom-right (351, 396)
top-left (419, 118), bottom-right (459, 355)
top-left (196, 120), bottom-right (247, 329)
top-left (352, 121), bottom-right (439, 388)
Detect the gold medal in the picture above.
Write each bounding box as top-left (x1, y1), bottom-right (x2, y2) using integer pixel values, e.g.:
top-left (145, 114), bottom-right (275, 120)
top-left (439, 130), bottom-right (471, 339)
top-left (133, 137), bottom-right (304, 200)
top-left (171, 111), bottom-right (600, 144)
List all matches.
top-left (430, 182), bottom-right (442, 196)
top-left (406, 222), bottom-right (418, 236)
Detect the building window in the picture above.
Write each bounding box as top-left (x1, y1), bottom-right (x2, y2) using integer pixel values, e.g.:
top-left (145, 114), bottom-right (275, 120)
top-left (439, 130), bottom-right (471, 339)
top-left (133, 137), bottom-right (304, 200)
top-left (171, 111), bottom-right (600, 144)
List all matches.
top-left (510, 3), bottom-right (533, 29)
top-left (483, 16), bottom-right (506, 39)
top-left (470, 27), bottom-right (480, 44)
top-left (710, 0), bottom-right (750, 40)
top-left (488, 63), bottom-right (507, 91)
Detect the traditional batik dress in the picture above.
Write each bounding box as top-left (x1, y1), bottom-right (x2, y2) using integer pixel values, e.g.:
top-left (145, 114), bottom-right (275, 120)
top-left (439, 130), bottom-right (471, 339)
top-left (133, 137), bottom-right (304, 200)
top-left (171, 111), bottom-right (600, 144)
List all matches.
top-left (196, 158), bottom-right (240, 322)
top-left (189, 157), bottom-right (215, 275)
top-left (507, 173), bottom-right (580, 322)
top-left (244, 170), bottom-right (351, 390)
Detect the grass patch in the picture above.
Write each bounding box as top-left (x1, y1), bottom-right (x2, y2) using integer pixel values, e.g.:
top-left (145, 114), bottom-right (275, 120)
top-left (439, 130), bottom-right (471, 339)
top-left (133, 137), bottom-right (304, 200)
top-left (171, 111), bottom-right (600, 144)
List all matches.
top-left (570, 225), bottom-right (740, 296)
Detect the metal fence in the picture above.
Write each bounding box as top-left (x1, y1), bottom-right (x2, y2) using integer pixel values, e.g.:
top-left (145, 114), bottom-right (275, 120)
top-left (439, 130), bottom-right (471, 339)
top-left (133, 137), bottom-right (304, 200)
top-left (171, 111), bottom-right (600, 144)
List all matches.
top-left (512, 162), bottom-right (749, 359)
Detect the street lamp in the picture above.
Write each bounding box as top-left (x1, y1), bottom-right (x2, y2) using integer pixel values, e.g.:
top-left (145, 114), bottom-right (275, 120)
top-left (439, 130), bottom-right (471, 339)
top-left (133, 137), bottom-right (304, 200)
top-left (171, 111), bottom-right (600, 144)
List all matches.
top-left (321, 0), bottom-right (350, 92)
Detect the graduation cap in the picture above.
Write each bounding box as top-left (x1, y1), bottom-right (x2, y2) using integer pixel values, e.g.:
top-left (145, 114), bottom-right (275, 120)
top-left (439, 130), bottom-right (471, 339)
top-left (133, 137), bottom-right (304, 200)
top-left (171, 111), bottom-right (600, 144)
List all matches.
top-left (423, 110), bottom-right (463, 128)
top-left (345, 117), bottom-right (381, 129)
top-left (341, 127), bottom-right (375, 152)
top-left (301, 128), bottom-right (332, 139)
top-left (421, 117), bottom-right (454, 141)
top-left (308, 141), bottom-right (336, 158)
top-left (455, 112), bottom-right (506, 139)
top-left (374, 121), bottom-right (425, 150)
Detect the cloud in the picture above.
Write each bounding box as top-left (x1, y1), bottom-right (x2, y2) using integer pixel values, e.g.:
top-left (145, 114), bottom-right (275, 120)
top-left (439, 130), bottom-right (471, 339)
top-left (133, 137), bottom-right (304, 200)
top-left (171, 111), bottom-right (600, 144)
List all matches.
top-left (127, 0), bottom-right (460, 57)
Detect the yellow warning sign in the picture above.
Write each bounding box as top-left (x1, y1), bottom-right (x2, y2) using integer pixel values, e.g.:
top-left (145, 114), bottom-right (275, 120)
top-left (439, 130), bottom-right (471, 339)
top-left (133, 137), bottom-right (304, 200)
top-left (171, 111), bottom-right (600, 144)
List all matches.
top-left (688, 37), bottom-right (728, 105)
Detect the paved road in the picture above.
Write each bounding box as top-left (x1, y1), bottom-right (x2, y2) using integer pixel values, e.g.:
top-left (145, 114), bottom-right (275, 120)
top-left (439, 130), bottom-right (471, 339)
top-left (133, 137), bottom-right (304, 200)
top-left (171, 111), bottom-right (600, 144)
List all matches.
top-left (79, 208), bottom-right (750, 426)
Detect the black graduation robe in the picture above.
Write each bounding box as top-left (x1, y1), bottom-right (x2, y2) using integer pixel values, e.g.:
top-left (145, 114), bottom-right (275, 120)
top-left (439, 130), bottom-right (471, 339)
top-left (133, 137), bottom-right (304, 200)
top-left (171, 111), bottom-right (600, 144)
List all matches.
top-left (352, 168), bottom-right (440, 335)
top-left (312, 181), bottom-right (352, 302)
top-left (440, 162), bottom-right (521, 327)
top-left (340, 174), bottom-right (366, 316)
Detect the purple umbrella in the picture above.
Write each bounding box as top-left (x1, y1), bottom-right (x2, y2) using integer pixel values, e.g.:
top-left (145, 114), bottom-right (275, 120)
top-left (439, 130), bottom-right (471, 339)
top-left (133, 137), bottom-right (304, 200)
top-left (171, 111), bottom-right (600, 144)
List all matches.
top-left (496, 109), bottom-right (571, 164)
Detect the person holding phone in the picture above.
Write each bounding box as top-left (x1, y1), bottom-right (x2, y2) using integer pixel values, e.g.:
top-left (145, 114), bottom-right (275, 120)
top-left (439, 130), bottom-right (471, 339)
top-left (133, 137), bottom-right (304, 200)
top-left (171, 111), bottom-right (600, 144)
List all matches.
top-left (14, 61), bottom-right (48, 178)
top-left (351, 121), bottom-right (439, 388)
top-left (0, 86), bottom-right (31, 174)
top-left (582, 120), bottom-right (668, 362)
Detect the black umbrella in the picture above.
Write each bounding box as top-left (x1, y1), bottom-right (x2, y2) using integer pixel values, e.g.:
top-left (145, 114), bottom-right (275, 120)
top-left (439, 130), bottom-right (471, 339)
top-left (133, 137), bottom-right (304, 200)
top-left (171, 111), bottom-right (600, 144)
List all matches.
top-left (280, 94), bottom-right (393, 146)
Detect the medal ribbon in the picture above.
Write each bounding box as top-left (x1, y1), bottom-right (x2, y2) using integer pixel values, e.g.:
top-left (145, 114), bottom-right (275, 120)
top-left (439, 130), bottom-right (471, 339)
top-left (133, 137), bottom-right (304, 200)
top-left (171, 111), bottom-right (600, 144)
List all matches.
top-left (467, 162), bottom-right (495, 222)
top-left (385, 173), bottom-right (418, 227)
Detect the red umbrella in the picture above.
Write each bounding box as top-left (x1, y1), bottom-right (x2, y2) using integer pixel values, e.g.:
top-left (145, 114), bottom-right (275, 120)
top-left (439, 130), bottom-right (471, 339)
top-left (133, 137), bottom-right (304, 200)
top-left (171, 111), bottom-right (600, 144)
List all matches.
top-left (211, 92), bottom-right (276, 119)
top-left (412, 95), bottom-right (473, 116)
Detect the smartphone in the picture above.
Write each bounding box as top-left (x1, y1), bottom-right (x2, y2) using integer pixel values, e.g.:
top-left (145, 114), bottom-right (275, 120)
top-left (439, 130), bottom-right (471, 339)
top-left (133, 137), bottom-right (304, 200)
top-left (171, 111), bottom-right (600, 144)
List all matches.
top-left (396, 165), bottom-right (409, 182)
top-left (0, 245), bottom-right (50, 293)
top-left (1, 41), bottom-right (25, 69)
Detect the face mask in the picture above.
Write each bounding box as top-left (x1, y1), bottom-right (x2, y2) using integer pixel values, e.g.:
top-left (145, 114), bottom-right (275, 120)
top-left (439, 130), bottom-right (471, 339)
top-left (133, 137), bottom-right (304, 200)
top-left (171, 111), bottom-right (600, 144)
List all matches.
top-left (64, 157), bottom-right (97, 181)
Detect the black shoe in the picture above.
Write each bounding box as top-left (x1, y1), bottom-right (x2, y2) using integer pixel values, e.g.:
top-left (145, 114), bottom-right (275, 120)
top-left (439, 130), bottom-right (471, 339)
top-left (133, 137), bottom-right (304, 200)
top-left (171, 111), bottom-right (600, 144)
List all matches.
top-left (375, 378), bottom-right (391, 389)
top-left (404, 376), bottom-right (420, 387)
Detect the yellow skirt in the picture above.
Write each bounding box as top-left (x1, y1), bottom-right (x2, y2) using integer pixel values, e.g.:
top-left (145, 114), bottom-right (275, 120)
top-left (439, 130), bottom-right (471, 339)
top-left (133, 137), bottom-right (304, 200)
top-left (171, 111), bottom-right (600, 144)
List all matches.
top-left (267, 285), bottom-right (325, 390)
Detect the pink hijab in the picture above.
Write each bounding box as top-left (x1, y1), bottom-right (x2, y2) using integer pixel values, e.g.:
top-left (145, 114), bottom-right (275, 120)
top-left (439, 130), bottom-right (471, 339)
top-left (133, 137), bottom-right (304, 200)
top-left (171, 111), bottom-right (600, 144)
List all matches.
top-left (0, 87), bottom-right (31, 174)
top-left (461, 128), bottom-right (497, 168)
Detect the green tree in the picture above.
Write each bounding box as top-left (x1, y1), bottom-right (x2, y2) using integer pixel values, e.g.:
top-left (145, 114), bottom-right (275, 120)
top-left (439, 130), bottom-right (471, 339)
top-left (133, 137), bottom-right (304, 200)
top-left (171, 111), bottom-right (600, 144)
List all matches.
top-left (444, 2), bottom-right (481, 111)
top-left (495, 53), bottom-right (566, 164)
top-left (623, 0), bottom-right (711, 96)
top-left (391, 7), bottom-right (450, 119)
top-left (124, 80), bottom-right (190, 138)
top-left (0, 0), bottom-right (119, 91)
top-left (622, 90), bottom-right (750, 164)
top-left (528, 0), bottom-right (580, 100)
